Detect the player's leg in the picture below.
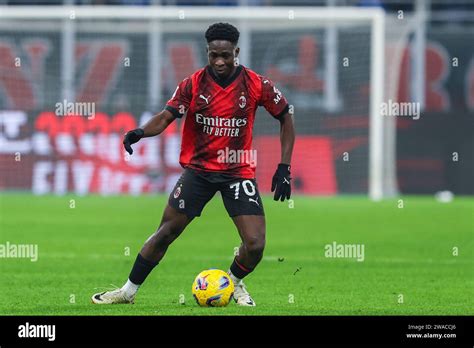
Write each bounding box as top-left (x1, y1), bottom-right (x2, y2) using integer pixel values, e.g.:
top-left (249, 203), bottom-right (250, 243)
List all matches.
top-left (139, 204), bottom-right (193, 263)
top-left (92, 169), bottom-right (216, 304)
top-left (115, 204), bottom-right (193, 302)
top-left (221, 178), bottom-right (265, 306)
top-left (91, 205), bottom-right (192, 304)
top-left (231, 215), bottom-right (266, 271)
top-left (229, 215), bottom-right (265, 306)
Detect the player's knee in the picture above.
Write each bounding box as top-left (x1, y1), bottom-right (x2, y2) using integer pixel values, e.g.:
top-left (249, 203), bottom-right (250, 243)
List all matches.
top-left (245, 236), bottom-right (265, 257)
top-left (150, 221), bottom-right (184, 249)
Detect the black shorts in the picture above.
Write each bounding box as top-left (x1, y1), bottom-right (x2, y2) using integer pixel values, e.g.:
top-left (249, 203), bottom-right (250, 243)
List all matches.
top-left (168, 168), bottom-right (265, 218)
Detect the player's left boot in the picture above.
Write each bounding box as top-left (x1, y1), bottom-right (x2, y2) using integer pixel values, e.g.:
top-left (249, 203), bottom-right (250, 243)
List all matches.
top-left (233, 280), bottom-right (256, 306)
top-left (91, 288), bottom-right (134, 304)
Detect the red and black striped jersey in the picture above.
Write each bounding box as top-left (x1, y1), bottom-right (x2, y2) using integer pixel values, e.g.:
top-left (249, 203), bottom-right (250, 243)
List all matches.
top-left (165, 65), bottom-right (289, 179)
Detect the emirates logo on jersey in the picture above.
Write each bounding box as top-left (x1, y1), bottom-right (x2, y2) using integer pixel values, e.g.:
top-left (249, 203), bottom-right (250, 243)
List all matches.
top-left (195, 113), bottom-right (247, 137)
top-left (195, 113), bottom-right (247, 127)
top-left (239, 96), bottom-right (246, 109)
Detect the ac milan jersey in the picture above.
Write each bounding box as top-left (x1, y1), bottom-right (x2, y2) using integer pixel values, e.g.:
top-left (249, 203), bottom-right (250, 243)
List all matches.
top-left (165, 65), bottom-right (289, 179)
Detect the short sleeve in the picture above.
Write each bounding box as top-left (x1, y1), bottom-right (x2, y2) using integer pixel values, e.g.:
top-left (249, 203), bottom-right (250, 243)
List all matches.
top-left (165, 77), bottom-right (192, 118)
top-left (259, 77), bottom-right (289, 119)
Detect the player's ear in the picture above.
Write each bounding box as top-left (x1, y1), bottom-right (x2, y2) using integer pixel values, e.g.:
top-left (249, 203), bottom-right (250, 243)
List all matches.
top-left (234, 46), bottom-right (240, 57)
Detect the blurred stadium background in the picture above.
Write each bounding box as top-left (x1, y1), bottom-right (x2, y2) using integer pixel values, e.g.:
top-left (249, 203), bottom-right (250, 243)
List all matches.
top-left (0, 0), bottom-right (472, 198)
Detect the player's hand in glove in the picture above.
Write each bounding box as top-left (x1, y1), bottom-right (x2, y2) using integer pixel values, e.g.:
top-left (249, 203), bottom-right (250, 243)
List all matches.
top-left (271, 163), bottom-right (292, 201)
top-left (123, 128), bottom-right (144, 155)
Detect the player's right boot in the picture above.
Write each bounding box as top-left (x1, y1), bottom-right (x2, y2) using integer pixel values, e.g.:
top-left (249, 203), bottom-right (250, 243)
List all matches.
top-left (233, 280), bottom-right (256, 307)
top-left (91, 288), bottom-right (134, 304)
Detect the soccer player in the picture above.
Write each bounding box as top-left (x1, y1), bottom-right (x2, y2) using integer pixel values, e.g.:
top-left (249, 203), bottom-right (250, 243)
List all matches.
top-left (92, 23), bottom-right (295, 306)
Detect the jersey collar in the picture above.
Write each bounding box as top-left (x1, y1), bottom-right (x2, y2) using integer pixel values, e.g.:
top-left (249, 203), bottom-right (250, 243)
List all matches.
top-left (206, 65), bottom-right (243, 89)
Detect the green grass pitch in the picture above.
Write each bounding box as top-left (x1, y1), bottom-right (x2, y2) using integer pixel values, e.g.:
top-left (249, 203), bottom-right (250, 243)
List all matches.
top-left (0, 193), bottom-right (472, 315)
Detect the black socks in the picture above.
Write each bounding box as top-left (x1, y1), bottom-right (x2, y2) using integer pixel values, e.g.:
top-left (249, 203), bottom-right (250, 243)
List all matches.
top-left (128, 254), bottom-right (159, 285)
top-left (230, 257), bottom-right (254, 280)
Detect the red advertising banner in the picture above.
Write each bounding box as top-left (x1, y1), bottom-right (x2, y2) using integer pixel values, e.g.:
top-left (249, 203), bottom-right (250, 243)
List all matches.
top-left (0, 110), bottom-right (339, 195)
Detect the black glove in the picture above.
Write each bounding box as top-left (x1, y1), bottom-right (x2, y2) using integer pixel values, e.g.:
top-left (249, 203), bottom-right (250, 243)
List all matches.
top-left (271, 163), bottom-right (292, 201)
top-left (123, 128), bottom-right (144, 155)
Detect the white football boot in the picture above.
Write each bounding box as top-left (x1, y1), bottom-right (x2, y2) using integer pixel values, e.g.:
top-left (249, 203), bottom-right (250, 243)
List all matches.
top-left (233, 281), bottom-right (256, 307)
top-left (91, 288), bottom-right (134, 304)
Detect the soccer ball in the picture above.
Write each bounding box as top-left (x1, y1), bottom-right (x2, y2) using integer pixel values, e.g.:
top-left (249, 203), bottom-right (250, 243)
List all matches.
top-left (192, 269), bottom-right (234, 307)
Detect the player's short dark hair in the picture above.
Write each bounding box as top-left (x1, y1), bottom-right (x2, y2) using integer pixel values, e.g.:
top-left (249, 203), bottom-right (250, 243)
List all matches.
top-left (205, 22), bottom-right (240, 45)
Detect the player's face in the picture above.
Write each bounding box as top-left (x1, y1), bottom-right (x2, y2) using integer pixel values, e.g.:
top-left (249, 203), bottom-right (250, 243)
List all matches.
top-left (207, 40), bottom-right (239, 79)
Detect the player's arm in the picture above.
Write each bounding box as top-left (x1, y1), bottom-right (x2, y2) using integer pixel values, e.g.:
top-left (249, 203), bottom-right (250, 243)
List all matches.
top-left (123, 77), bottom-right (192, 155)
top-left (260, 76), bottom-right (295, 202)
top-left (278, 111), bottom-right (295, 166)
top-left (122, 110), bottom-right (176, 155)
top-left (142, 110), bottom-right (176, 137)
top-left (271, 110), bottom-right (294, 202)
